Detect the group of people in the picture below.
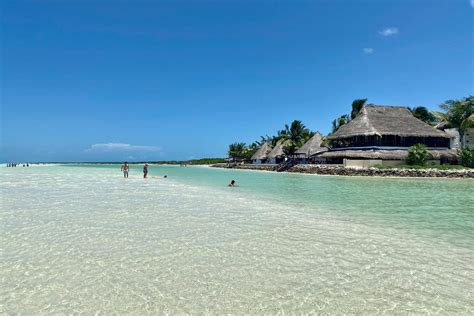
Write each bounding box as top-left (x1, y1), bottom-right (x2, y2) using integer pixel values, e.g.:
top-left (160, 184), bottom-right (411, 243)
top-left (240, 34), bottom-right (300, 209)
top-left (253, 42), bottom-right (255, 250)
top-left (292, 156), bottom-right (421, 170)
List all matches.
top-left (119, 161), bottom-right (237, 187)
top-left (6, 163), bottom-right (29, 167)
top-left (120, 162), bottom-right (167, 179)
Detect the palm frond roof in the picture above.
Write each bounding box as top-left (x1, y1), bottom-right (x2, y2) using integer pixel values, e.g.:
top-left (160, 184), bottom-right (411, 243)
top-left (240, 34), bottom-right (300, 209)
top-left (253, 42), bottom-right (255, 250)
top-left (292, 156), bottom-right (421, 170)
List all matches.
top-left (295, 132), bottom-right (327, 156)
top-left (329, 105), bottom-right (449, 139)
top-left (267, 140), bottom-right (285, 159)
top-left (251, 142), bottom-right (272, 160)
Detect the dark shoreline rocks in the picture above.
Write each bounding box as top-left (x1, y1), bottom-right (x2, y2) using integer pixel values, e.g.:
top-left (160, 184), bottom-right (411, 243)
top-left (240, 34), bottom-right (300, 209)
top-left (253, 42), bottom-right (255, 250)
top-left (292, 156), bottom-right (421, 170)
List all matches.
top-left (211, 163), bottom-right (474, 178)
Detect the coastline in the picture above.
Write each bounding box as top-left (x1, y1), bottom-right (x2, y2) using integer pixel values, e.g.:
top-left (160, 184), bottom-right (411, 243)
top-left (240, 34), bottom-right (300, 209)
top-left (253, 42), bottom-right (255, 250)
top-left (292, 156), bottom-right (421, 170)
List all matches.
top-left (211, 163), bottom-right (474, 178)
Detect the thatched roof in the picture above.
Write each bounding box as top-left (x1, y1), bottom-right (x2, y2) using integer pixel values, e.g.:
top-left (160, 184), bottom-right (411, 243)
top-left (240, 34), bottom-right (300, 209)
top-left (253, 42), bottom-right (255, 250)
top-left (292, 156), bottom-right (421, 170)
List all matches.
top-left (318, 149), bottom-right (458, 160)
top-left (329, 105), bottom-right (449, 140)
top-left (295, 132), bottom-right (328, 157)
top-left (251, 142), bottom-right (272, 160)
top-left (267, 140), bottom-right (285, 159)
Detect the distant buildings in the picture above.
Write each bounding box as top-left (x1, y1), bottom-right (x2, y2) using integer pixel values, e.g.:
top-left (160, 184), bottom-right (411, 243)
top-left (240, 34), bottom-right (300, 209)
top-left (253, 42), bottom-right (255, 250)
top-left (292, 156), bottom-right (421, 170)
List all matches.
top-left (267, 140), bottom-right (285, 164)
top-left (251, 142), bottom-right (271, 164)
top-left (294, 132), bottom-right (327, 164)
top-left (251, 105), bottom-right (460, 167)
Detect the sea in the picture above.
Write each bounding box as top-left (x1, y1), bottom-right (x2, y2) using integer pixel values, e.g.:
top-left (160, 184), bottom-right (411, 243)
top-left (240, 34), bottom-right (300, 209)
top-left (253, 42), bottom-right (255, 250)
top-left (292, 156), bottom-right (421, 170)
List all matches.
top-left (1, 164), bottom-right (473, 314)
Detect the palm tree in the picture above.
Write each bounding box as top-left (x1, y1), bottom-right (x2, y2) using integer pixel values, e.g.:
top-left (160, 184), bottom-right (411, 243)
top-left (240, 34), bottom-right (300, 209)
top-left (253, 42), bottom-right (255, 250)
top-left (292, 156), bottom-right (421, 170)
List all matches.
top-left (329, 99), bottom-right (368, 134)
top-left (282, 120), bottom-right (312, 156)
top-left (287, 120), bottom-right (311, 143)
top-left (246, 142), bottom-right (259, 160)
top-left (410, 106), bottom-right (437, 125)
top-left (255, 135), bottom-right (271, 146)
top-left (228, 142), bottom-right (247, 161)
top-left (331, 114), bottom-right (350, 133)
top-left (434, 96), bottom-right (474, 147)
top-left (271, 129), bottom-right (288, 146)
top-left (351, 98), bottom-right (367, 119)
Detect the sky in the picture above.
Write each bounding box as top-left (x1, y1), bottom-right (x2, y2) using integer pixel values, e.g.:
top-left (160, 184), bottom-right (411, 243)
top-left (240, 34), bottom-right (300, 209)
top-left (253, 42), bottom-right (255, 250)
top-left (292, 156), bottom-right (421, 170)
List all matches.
top-left (1, 0), bottom-right (473, 162)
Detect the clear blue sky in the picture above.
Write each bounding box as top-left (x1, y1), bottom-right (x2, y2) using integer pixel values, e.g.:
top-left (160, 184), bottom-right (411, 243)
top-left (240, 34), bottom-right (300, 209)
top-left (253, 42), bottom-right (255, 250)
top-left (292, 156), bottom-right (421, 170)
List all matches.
top-left (1, 0), bottom-right (473, 162)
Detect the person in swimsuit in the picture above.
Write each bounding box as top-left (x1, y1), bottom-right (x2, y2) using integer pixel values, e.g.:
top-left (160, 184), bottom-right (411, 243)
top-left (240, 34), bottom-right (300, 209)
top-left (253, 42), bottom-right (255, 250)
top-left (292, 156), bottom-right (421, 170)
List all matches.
top-left (143, 163), bottom-right (148, 178)
top-left (228, 180), bottom-right (237, 187)
top-left (121, 162), bottom-right (129, 178)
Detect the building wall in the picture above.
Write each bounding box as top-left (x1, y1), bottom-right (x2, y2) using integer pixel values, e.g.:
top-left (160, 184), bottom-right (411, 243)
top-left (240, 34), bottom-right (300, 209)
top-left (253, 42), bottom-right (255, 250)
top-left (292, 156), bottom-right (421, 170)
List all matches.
top-left (343, 159), bottom-right (383, 168)
top-left (463, 128), bottom-right (474, 149)
top-left (268, 157), bottom-right (286, 164)
top-left (381, 160), bottom-right (405, 166)
top-left (444, 128), bottom-right (461, 149)
top-left (343, 159), bottom-right (441, 168)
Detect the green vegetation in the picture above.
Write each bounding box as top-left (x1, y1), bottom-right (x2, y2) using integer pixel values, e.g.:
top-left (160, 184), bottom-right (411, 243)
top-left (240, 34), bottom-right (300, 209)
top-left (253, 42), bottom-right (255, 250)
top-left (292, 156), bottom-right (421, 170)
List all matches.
top-left (410, 106), bottom-right (437, 125)
top-left (331, 114), bottom-right (351, 133)
top-left (331, 98), bottom-right (368, 133)
top-left (281, 120), bottom-right (313, 156)
top-left (458, 148), bottom-right (474, 168)
top-left (227, 120), bottom-right (316, 161)
top-left (350, 98), bottom-right (368, 119)
top-left (434, 96), bottom-right (474, 146)
top-left (185, 158), bottom-right (227, 165)
top-left (407, 143), bottom-right (431, 166)
top-left (228, 142), bottom-right (256, 162)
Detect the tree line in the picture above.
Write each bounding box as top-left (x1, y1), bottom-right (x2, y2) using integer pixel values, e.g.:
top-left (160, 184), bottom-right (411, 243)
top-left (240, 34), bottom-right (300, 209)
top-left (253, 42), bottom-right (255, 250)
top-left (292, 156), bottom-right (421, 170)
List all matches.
top-left (228, 120), bottom-right (317, 161)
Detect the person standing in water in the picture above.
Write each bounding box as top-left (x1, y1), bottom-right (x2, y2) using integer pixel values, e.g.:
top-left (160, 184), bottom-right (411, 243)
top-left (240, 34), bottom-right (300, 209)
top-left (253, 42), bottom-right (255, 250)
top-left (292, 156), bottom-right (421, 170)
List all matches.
top-left (143, 163), bottom-right (148, 178)
top-left (121, 162), bottom-right (129, 178)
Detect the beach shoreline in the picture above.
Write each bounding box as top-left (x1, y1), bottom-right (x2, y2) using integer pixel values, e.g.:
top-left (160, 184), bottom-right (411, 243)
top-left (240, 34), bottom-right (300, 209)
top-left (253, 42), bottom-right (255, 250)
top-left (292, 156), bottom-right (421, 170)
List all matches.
top-left (211, 163), bottom-right (474, 179)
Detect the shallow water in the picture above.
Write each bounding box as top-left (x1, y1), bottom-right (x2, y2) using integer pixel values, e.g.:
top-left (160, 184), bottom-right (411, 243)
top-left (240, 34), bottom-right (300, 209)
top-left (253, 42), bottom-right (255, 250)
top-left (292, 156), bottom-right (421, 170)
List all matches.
top-left (1, 164), bottom-right (473, 313)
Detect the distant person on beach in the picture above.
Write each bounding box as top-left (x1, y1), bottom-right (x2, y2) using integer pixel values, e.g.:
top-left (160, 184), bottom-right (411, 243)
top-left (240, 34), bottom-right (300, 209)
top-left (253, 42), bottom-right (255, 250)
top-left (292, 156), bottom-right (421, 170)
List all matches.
top-left (143, 163), bottom-right (148, 178)
top-left (121, 162), bottom-right (129, 178)
top-left (228, 180), bottom-right (237, 187)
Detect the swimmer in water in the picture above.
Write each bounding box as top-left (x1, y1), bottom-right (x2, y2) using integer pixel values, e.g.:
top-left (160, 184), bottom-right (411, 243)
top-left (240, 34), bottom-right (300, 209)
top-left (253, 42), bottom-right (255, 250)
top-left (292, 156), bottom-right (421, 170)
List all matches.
top-left (228, 180), bottom-right (237, 187)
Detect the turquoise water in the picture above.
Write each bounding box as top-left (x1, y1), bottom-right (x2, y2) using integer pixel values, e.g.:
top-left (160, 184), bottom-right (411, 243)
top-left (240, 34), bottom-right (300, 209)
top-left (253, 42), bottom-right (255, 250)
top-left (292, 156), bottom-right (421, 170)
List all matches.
top-left (1, 164), bottom-right (473, 313)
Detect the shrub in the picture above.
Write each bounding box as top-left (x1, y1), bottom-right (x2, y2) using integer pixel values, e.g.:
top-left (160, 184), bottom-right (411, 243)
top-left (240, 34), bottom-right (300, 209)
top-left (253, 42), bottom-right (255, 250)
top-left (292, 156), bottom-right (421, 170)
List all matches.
top-left (407, 143), bottom-right (431, 166)
top-left (458, 148), bottom-right (474, 168)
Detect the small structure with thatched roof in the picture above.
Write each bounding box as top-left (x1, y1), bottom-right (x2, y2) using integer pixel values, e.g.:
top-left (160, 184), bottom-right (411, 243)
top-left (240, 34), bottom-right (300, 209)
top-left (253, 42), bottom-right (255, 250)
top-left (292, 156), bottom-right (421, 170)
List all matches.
top-left (251, 142), bottom-right (272, 164)
top-left (321, 105), bottom-right (455, 166)
top-left (294, 132), bottom-right (328, 163)
top-left (267, 140), bottom-right (286, 164)
top-left (329, 105), bottom-right (450, 148)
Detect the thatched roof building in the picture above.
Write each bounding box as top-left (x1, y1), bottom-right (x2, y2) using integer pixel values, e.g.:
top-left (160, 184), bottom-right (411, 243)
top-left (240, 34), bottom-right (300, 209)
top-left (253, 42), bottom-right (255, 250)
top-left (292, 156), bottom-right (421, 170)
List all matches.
top-left (295, 132), bottom-right (328, 157)
top-left (251, 142), bottom-right (272, 161)
top-left (329, 105), bottom-right (450, 148)
top-left (267, 140), bottom-right (285, 160)
top-left (319, 149), bottom-right (458, 161)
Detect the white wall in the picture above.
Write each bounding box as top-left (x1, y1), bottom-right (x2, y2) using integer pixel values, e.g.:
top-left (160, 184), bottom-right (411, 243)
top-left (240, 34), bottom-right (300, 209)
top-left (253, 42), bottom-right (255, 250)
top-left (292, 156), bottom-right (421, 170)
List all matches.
top-left (343, 159), bottom-right (383, 168)
top-left (444, 128), bottom-right (461, 149)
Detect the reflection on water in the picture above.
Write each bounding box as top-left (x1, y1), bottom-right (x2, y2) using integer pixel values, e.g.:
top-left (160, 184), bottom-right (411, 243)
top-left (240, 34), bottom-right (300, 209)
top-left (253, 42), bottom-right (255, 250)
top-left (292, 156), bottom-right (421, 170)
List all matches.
top-left (1, 165), bottom-right (473, 313)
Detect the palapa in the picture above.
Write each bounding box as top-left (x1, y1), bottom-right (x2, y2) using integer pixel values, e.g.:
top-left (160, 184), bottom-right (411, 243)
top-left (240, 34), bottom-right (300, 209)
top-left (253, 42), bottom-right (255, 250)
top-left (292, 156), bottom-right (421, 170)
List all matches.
top-left (267, 140), bottom-right (285, 159)
top-left (295, 132), bottom-right (328, 157)
top-left (329, 105), bottom-right (449, 140)
top-left (251, 142), bottom-right (272, 161)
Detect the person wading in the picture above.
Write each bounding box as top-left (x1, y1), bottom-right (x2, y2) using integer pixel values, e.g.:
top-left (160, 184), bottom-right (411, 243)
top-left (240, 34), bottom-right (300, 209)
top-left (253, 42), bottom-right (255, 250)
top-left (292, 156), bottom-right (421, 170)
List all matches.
top-left (143, 163), bottom-right (148, 178)
top-left (121, 162), bottom-right (129, 178)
